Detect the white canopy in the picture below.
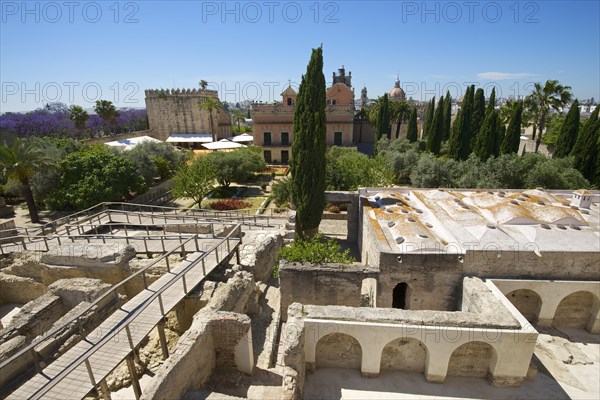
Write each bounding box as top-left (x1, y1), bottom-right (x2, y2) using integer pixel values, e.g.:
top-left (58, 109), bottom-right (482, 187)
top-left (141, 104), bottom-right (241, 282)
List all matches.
top-left (166, 133), bottom-right (213, 143)
top-left (201, 139), bottom-right (247, 150)
top-left (228, 133), bottom-right (254, 143)
top-left (104, 136), bottom-right (162, 151)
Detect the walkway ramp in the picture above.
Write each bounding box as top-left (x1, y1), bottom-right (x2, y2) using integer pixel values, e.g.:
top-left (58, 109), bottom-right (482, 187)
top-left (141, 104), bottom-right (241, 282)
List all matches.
top-left (7, 235), bottom-right (240, 399)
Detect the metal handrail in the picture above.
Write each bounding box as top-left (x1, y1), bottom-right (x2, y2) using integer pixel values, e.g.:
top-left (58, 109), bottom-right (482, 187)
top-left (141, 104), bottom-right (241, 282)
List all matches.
top-left (27, 226), bottom-right (241, 400)
top-left (0, 202), bottom-right (288, 236)
top-left (0, 232), bottom-right (203, 254)
top-left (0, 230), bottom-right (204, 374)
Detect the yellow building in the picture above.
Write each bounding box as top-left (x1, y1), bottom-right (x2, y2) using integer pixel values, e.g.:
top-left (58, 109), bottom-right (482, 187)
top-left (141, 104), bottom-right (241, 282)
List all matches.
top-left (252, 67), bottom-right (356, 164)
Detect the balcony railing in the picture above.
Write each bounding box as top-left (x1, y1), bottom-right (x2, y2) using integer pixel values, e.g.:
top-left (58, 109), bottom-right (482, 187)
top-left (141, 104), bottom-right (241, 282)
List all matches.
top-left (262, 142), bottom-right (291, 147)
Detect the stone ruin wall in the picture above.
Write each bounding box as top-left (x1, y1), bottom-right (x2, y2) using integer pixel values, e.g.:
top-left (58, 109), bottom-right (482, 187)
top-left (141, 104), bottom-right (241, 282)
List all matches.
top-left (281, 277), bottom-right (536, 398)
top-left (278, 262), bottom-right (379, 321)
top-left (375, 249), bottom-right (600, 312)
top-left (144, 88), bottom-right (232, 141)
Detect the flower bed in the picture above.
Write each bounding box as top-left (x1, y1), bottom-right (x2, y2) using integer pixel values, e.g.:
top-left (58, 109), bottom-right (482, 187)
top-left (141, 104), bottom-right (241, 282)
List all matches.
top-left (263, 166), bottom-right (289, 176)
top-left (208, 198), bottom-right (253, 211)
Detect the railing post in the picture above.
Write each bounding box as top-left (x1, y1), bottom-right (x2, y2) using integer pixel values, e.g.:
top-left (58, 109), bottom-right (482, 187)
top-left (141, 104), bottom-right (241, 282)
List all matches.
top-left (126, 354), bottom-right (142, 400)
top-left (236, 246), bottom-right (241, 264)
top-left (226, 237), bottom-right (230, 253)
top-left (182, 273), bottom-right (188, 294)
top-left (158, 294), bottom-right (165, 316)
top-left (202, 258), bottom-right (206, 275)
top-left (84, 358), bottom-right (97, 386)
top-left (125, 325), bottom-right (140, 362)
top-left (99, 379), bottom-right (112, 400)
top-left (124, 224), bottom-right (129, 245)
top-left (157, 321), bottom-right (169, 360)
top-left (142, 271), bottom-right (148, 289)
top-left (165, 256), bottom-right (170, 273)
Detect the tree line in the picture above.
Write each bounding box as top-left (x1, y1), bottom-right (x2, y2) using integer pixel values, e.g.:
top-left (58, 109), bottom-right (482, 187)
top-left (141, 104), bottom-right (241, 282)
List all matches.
top-left (0, 100), bottom-right (148, 139)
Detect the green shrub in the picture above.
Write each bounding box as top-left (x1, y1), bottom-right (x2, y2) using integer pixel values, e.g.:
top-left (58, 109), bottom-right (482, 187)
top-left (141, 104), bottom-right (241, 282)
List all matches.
top-left (278, 233), bottom-right (355, 264)
top-left (271, 178), bottom-right (291, 207)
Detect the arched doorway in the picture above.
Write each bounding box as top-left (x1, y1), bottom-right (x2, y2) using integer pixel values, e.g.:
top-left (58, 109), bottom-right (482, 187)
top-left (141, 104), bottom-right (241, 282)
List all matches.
top-left (316, 333), bottom-right (362, 369)
top-left (393, 282), bottom-right (409, 309)
top-left (380, 338), bottom-right (427, 372)
top-left (506, 289), bottom-right (542, 324)
top-left (448, 341), bottom-right (495, 378)
top-left (553, 291), bottom-right (596, 329)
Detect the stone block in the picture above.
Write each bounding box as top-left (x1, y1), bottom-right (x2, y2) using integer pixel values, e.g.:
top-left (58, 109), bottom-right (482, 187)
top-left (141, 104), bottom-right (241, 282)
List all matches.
top-left (41, 243), bottom-right (136, 268)
top-left (239, 231), bottom-right (283, 282)
top-left (0, 272), bottom-right (45, 305)
top-left (48, 278), bottom-right (112, 308)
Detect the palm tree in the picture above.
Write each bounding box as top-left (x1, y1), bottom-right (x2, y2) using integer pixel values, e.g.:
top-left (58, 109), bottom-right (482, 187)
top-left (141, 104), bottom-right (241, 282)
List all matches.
top-left (199, 80), bottom-right (208, 90)
top-left (528, 80), bottom-right (572, 152)
top-left (367, 97), bottom-right (382, 127)
top-left (231, 110), bottom-right (246, 134)
top-left (94, 100), bottom-right (120, 135)
top-left (68, 105), bottom-right (89, 136)
top-left (524, 95), bottom-right (540, 139)
top-left (199, 97), bottom-right (224, 142)
top-left (390, 100), bottom-right (411, 139)
top-left (355, 109), bottom-right (369, 143)
top-left (0, 139), bottom-right (54, 223)
top-left (499, 100), bottom-right (521, 125)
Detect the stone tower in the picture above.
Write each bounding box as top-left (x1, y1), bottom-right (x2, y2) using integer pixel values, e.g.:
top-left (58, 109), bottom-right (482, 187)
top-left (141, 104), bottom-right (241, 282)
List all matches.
top-left (332, 65), bottom-right (352, 88)
top-left (360, 86), bottom-right (368, 109)
top-left (281, 85), bottom-right (297, 106)
top-left (144, 88), bottom-right (232, 141)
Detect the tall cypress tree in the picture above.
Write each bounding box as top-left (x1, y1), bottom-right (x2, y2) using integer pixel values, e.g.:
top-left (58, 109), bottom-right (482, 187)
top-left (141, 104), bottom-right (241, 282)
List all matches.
top-left (424, 97), bottom-right (435, 138)
top-left (571, 105), bottom-right (599, 182)
top-left (443, 91), bottom-right (452, 141)
top-left (471, 88), bottom-right (486, 146)
top-left (449, 85), bottom-right (474, 160)
top-left (407, 107), bottom-right (418, 142)
top-left (450, 109), bottom-right (461, 147)
top-left (427, 96), bottom-right (445, 155)
top-left (291, 47), bottom-right (326, 237)
top-left (487, 87), bottom-right (496, 114)
top-left (554, 99), bottom-right (580, 158)
top-left (497, 124), bottom-right (506, 156)
top-left (501, 100), bottom-right (523, 154)
top-left (375, 94), bottom-right (390, 141)
top-left (474, 109), bottom-right (501, 160)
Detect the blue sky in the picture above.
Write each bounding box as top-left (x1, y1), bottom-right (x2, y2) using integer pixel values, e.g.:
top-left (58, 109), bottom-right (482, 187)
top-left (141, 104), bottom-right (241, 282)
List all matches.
top-left (1, 0), bottom-right (599, 112)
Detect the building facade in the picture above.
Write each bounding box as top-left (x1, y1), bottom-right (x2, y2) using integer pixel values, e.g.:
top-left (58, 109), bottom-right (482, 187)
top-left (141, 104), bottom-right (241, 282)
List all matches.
top-left (252, 67), bottom-right (356, 164)
top-left (145, 88), bottom-right (231, 141)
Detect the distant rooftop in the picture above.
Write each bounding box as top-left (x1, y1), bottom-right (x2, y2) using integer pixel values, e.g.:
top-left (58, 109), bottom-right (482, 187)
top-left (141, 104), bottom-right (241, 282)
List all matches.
top-left (166, 133), bottom-right (213, 143)
top-left (104, 136), bottom-right (162, 150)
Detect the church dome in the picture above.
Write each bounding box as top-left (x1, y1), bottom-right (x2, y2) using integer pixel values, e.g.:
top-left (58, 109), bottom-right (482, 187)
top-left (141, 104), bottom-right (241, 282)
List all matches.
top-left (389, 79), bottom-right (405, 101)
